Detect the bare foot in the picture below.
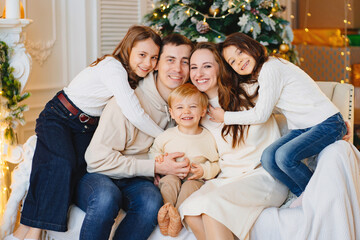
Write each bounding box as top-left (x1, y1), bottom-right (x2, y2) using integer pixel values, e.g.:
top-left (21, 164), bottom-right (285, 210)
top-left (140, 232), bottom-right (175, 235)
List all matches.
top-left (12, 224), bottom-right (30, 240)
top-left (24, 227), bottom-right (41, 240)
top-left (168, 204), bottom-right (182, 237)
top-left (158, 203), bottom-right (171, 236)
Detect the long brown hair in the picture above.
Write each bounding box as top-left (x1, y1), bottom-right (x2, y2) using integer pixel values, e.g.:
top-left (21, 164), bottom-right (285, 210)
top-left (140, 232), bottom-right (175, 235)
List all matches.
top-left (91, 25), bottom-right (161, 89)
top-left (191, 42), bottom-right (258, 148)
top-left (219, 32), bottom-right (268, 81)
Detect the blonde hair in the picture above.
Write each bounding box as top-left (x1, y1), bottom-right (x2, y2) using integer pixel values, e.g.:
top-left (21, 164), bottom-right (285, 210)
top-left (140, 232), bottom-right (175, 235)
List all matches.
top-left (168, 83), bottom-right (208, 110)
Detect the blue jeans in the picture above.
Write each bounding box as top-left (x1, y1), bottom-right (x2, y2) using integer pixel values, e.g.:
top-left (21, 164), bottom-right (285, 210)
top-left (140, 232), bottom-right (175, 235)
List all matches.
top-left (21, 91), bottom-right (98, 231)
top-left (75, 173), bottom-right (163, 240)
top-left (261, 112), bottom-right (347, 196)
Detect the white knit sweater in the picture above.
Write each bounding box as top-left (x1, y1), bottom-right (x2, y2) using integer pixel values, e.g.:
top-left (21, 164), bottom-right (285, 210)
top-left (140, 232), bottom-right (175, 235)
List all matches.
top-left (64, 56), bottom-right (163, 138)
top-left (224, 57), bottom-right (339, 130)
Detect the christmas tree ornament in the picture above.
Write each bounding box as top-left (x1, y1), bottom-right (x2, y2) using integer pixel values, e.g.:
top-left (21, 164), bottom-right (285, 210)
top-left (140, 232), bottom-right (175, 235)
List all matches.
top-left (196, 21), bottom-right (210, 34)
top-left (209, 5), bottom-right (220, 16)
top-left (182, 0), bottom-right (193, 4)
top-left (191, 17), bottom-right (198, 24)
top-left (238, 14), bottom-right (249, 27)
top-left (279, 43), bottom-right (290, 53)
top-left (260, 0), bottom-right (273, 9)
top-left (196, 36), bottom-right (209, 42)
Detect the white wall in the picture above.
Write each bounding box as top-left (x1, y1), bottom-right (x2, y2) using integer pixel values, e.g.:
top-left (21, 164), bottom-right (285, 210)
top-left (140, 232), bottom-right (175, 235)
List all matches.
top-left (0, 0), bottom-right (153, 143)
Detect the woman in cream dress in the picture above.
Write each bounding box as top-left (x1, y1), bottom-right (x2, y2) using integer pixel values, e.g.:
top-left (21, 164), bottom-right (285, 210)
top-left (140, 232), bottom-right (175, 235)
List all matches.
top-left (179, 42), bottom-right (288, 240)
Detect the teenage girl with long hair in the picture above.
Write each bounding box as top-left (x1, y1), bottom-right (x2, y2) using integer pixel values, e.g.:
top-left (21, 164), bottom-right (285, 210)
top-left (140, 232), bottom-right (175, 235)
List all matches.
top-left (7, 25), bottom-right (163, 240)
top-left (212, 32), bottom-right (347, 201)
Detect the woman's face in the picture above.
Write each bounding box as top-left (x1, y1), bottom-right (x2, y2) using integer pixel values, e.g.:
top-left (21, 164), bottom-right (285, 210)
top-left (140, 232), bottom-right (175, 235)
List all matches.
top-left (222, 45), bottom-right (256, 76)
top-left (190, 49), bottom-right (219, 99)
top-left (129, 38), bottom-right (160, 78)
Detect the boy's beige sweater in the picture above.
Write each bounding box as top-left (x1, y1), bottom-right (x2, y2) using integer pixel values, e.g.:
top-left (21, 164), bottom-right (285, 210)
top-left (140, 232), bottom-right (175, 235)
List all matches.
top-left (85, 72), bottom-right (172, 179)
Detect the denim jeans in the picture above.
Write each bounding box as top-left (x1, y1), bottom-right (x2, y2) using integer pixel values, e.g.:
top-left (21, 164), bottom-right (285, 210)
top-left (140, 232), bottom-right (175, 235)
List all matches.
top-left (261, 112), bottom-right (347, 196)
top-left (75, 173), bottom-right (163, 240)
top-left (20, 91), bottom-right (98, 231)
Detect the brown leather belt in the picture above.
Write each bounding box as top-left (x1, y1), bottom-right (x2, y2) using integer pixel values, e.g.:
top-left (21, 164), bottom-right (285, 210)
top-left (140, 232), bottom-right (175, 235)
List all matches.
top-left (57, 92), bottom-right (98, 125)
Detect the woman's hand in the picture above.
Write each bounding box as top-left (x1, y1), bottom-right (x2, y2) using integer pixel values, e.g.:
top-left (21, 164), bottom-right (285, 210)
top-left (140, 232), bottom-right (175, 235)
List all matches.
top-left (188, 163), bottom-right (204, 180)
top-left (154, 174), bottom-right (161, 186)
top-left (342, 120), bottom-right (352, 142)
top-left (208, 105), bottom-right (225, 123)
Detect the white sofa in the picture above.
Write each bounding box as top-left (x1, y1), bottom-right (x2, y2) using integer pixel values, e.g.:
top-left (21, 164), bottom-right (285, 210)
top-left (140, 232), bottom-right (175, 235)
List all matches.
top-left (1, 81), bottom-right (355, 240)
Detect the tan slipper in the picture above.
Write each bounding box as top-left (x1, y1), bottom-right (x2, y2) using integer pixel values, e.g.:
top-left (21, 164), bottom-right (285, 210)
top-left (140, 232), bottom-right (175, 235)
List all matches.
top-left (157, 202), bottom-right (171, 236)
top-left (168, 204), bottom-right (182, 237)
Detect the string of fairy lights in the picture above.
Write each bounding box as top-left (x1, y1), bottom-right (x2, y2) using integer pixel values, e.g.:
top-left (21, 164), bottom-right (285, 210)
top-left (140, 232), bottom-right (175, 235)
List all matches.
top-left (303, 0), bottom-right (352, 83)
top-left (0, 97), bottom-right (10, 217)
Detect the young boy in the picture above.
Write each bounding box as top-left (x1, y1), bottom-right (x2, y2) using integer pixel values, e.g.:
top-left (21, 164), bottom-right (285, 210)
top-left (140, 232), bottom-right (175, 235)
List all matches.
top-left (149, 83), bottom-right (220, 237)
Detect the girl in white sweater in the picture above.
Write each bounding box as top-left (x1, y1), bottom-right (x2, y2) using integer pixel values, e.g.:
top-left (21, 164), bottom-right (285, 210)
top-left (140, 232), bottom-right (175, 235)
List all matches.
top-left (213, 32), bottom-right (348, 199)
top-left (8, 25), bottom-right (163, 240)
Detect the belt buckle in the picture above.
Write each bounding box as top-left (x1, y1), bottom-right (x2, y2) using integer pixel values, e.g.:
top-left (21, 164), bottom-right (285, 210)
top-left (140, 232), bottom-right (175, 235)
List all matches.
top-left (79, 113), bottom-right (90, 123)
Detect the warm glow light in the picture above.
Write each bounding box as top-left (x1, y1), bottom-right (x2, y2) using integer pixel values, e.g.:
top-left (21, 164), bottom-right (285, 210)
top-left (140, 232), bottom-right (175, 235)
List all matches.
top-left (305, 28), bottom-right (309, 32)
top-left (307, 13), bottom-right (311, 16)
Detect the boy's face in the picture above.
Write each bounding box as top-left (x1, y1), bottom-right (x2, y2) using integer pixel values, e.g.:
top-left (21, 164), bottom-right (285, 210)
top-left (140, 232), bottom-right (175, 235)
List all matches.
top-left (169, 94), bottom-right (207, 130)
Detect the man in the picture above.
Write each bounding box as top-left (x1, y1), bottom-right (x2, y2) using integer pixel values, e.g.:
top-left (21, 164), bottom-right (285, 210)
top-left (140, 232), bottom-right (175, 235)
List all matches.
top-left (74, 34), bottom-right (194, 240)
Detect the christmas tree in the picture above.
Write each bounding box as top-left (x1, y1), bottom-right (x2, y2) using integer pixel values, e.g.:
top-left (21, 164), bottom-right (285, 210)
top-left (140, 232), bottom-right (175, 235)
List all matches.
top-left (143, 0), bottom-right (298, 63)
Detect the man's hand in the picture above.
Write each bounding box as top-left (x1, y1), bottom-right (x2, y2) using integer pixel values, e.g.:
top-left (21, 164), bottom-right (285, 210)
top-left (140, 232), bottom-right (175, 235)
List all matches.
top-left (154, 152), bottom-right (190, 179)
top-left (187, 163), bottom-right (204, 180)
top-left (208, 105), bottom-right (225, 123)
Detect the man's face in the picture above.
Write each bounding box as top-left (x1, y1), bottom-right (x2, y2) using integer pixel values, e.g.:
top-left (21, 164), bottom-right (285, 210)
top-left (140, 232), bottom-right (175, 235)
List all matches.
top-left (156, 44), bottom-right (192, 93)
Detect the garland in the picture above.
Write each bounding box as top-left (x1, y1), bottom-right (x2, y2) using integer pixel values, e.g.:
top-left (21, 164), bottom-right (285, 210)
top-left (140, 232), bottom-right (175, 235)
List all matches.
top-left (0, 41), bottom-right (30, 144)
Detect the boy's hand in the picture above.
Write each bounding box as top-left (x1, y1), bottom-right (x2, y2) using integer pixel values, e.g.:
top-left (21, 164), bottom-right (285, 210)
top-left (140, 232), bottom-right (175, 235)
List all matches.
top-left (208, 105), bottom-right (225, 123)
top-left (155, 152), bottom-right (190, 178)
top-left (155, 153), bottom-right (168, 163)
top-left (188, 163), bottom-right (204, 180)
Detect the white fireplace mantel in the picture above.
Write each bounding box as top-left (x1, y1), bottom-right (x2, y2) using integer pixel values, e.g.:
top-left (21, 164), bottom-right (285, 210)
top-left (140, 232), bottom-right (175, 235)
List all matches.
top-left (0, 18), bottom-right (33, 92)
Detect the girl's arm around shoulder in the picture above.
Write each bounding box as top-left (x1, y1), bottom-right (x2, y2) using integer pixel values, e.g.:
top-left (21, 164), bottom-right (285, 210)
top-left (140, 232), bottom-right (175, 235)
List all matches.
top-left (100, 57), bottom-right (163, 138)
top-left (224, 58), bottom-right (284, 125)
